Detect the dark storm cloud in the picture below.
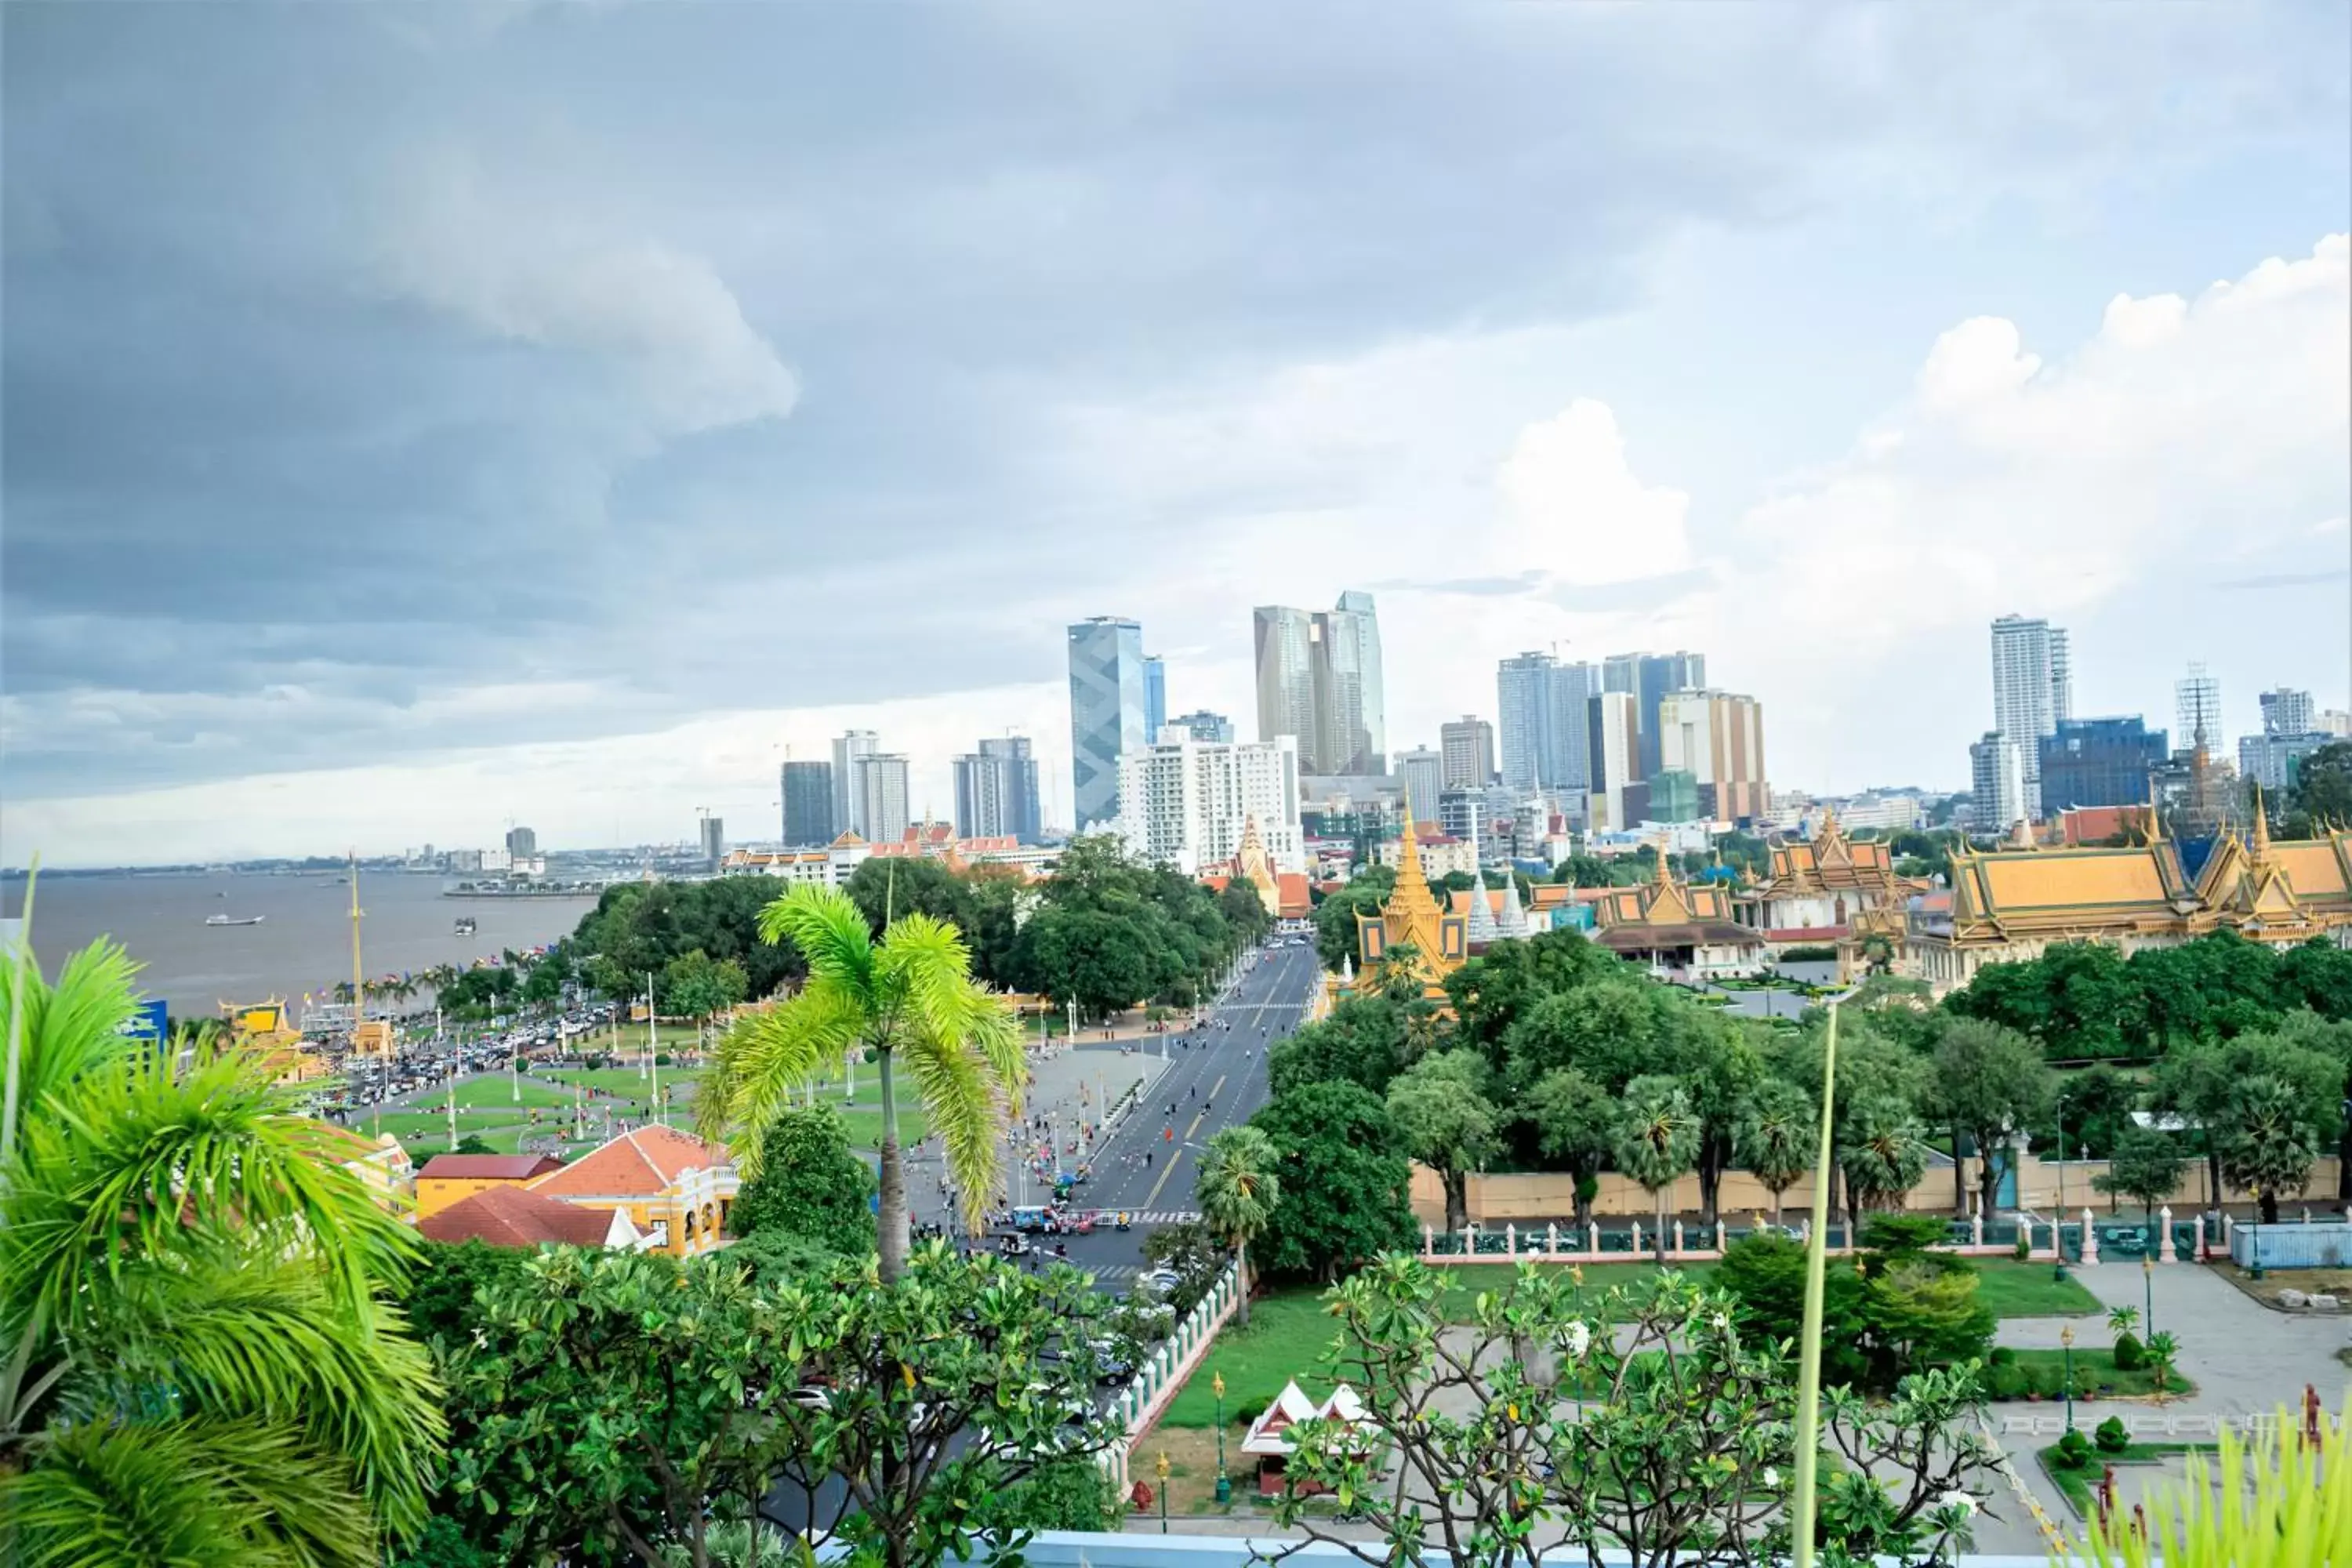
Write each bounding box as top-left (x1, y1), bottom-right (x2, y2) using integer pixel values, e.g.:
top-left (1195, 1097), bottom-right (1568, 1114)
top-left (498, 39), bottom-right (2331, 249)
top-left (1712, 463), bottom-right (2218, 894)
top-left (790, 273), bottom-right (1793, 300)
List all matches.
top-left (5, 2), bottom-right (2339, 801)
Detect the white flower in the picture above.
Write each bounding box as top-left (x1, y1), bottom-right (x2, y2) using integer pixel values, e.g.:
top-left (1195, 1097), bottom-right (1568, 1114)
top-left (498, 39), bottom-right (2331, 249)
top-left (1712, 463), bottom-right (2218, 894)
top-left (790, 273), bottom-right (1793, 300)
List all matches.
top-left (1711, 1312), bottom-right (1730, 1330)
top-left (1560, 1319), bottom-right (1592, 1359)
top-left (1762, 1468), bottom-right (1781, 1490)
top-left (1936, 1489), bottom-right (1977, 1518)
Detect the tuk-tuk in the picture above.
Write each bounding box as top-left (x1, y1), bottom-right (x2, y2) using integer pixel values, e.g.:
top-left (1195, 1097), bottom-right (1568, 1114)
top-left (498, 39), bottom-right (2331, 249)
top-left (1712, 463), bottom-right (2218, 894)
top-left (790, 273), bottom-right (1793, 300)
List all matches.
top-left (1011, 1206), bottom-right (1054, 1234)
top-left (1052, 1177), bottom-right (1077, 1203)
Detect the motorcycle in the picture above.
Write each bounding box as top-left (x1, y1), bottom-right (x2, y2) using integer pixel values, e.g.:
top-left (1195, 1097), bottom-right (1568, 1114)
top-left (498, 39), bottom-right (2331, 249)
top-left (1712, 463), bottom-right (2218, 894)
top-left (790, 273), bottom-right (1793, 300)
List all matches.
top-left (1114, 1212), bottom-right (1132, 1232)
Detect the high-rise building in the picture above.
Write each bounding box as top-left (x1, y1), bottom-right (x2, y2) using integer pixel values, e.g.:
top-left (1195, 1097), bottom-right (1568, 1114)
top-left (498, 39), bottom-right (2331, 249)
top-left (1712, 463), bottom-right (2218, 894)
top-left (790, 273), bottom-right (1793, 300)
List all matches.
top-left (1144, 656), bottom-right (1167, 744)
top-left (699, 815), bottom-right (725, 872)
top-left (2175, 663), bottom-right (2223, 751)
top-left (1601, 653), bottom-right (1640, 696)
top-left (1969, 731), bottom-right (2027, 830)
top-left (1253, 593), bottom-right (1385, 775)
top-left (1602, 651), bottom-right (1708, 779)
top-left (2238, 731), bottom-right (2332, 796)
top-left (1655, 690), bottom-right (1768, 821)
top-left (2039, 717), bottom-right (2169, 811)
top-left (2321, 709), bottom-right (2352, 739)
top-left (953, 736), bottom-right (1042, 842)
top-left (2259, 688), bottom-right (2317, 737)
top-left (1171, 710), bottom-right (1235, 743)
top-left (1647, 770), bottom-right (1700, 823)
top-left (1990, 615), bottom-right (2071, 818)
top-left (850, 753), bottom-right (911, 845)
top-left (1396, 746), bottom-right (1445, 817)
top-left (833, 729), bottom-right (880, 837)
top-left (1439, 716), bottom-right (1495, 791)
top-left (1068, 617), bottom-right (1149, 831)
top-left (1317, 590), bottom-right (1386, 775)
top-left (781, 760), bottom-right (835, 847)
top-left (1585, 691), bottom-right (1643, 831)
top-left (504, 825), bottom-right (537, 858)
top-left (1496, 653), bottom-right (1598, 793)
top-left (1114, 735), bottom-right (1305, 876)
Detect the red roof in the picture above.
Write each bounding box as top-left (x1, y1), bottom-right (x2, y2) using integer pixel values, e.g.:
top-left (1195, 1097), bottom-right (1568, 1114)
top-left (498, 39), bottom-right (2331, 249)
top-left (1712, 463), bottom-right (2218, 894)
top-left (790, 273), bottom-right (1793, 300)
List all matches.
top-left (416, 1153), bottom-right (564, 1182)
top-left (1275, 872), bottom-right (1312, 920)
top-left (420, 1184), bottom-right (622, 1248)
top-left (527, 1125), bottom-right (727, 1199)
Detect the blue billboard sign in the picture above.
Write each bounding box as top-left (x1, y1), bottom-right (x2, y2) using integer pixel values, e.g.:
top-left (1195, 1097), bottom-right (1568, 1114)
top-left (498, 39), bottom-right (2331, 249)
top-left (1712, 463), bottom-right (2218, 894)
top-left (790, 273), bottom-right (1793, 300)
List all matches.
top-left (116, 1000), bottom-right (169, 1044)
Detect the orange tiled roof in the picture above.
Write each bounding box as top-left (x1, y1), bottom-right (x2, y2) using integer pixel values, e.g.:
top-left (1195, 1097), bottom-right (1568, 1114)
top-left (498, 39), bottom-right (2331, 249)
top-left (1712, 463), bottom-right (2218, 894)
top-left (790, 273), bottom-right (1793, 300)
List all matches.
top-left (416, 1153), bottom-right (564, 1182)
top-left (527, 1126), bottom-right (728, 1200)
top-left (420, 1184), bottom-right (625, 1248)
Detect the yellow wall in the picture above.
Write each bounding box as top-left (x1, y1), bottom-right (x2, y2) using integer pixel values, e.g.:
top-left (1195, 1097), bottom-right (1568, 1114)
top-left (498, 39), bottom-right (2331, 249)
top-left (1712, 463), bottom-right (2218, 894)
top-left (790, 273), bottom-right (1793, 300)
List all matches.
top-left (416, 1175), bottom-right (532, 1220)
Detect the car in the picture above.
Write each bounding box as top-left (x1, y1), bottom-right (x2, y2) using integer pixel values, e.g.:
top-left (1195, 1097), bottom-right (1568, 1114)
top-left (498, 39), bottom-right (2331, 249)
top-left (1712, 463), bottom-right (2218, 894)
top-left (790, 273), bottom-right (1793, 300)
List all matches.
top-left (1142, 1267), bottom-right (1184, 1295)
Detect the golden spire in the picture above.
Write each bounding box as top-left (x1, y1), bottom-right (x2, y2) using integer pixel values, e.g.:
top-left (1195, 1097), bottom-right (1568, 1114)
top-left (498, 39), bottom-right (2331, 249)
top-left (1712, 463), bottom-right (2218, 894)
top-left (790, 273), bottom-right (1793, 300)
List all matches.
top-left (1391, 791), bottom-right (1436, 906)
top-left (2250, 785), bottom-right (2272, 863)
top-left (1653, 834), bottom-right (1672, 887)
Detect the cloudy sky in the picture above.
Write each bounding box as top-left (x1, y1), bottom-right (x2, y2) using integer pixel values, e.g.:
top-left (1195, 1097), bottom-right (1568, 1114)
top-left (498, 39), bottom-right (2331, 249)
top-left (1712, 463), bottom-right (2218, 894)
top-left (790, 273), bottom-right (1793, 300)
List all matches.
top-left (5, 2), bottom-right (2348, 866)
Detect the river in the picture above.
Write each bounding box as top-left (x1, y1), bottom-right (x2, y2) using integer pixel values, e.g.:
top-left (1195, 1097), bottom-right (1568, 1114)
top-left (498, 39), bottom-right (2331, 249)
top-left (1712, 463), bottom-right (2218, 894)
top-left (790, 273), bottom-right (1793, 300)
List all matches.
top-left (3, 871), bottom-right (601, 1018)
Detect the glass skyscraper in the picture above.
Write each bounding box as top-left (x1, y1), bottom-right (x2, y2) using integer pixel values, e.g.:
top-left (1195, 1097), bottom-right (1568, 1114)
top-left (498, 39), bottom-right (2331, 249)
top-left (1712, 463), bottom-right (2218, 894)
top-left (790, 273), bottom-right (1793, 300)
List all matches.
top-left (1144, 655), bottom-right (1167, 742)
top-left (781, 759), bottom-right (835, 847)
top-left (1253, 591), bottom-right (1386, 775)
top-left (2038, 717), bottom-right (2168, 811)
top-left (1067, 617), bottom-right (1148, 830)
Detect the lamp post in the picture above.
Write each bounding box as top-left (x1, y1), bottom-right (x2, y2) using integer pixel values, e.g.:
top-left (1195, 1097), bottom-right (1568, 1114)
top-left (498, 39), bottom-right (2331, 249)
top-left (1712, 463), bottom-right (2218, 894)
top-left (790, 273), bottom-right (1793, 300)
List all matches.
top-left (2053, 1105), bottom-right (2069, 1283)
top-left (2249, 1187), bottom-right (2264, 1280)
top-left (1214, 1371), bottom-right (1231, 1504)
top-left (2060, 1323), bottom-right (2077, 1434)
top-left (1156, 1450), bottom-right (1171, 1534)
top-left (2142, 1252), bottom-right (2154, 1337)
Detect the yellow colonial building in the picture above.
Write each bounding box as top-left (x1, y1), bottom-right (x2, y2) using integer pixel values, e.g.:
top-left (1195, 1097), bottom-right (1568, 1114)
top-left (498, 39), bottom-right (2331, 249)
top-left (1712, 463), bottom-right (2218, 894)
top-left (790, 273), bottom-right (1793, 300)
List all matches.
top-left (1903, 795), bottom-right (2352, 989)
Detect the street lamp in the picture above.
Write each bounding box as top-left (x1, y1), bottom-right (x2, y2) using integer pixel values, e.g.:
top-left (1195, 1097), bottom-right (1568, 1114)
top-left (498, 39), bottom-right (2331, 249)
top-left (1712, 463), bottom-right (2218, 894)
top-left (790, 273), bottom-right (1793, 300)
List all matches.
top-left (2053, 1105), bottom-right (2069, 1283)
top-left (2060, 1323), bottom-right (2077, 1434)
top-left (1214, 1370), bottom-right (1232, 1504)
top-left (2249, 1187), bottom-right (2264, 1280)
top-left (2142, 1252), bottom-right (2154, 1337)
top-left (1156, 1450), bottom-right (1171, 1534)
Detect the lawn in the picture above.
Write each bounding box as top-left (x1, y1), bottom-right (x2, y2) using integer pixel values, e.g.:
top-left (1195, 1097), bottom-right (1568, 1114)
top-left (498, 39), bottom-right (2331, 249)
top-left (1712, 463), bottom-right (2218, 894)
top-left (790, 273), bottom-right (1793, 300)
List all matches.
top-left (1427, 1259), bottom-right (1716, 1320)
top-left (448, 1076), bottom-right (574, 1110)
top-left (1999, 1348), bottom-right (2196, 1400)
top-left (541, 1065), bottom-right (705, 1100)
top-left (1158, 1289), bottom-right (1337, 1428)
top-left (1969, 1259), bottom-right (2102, 1318)
top-left (2036, 1441), bottom-right (2208, 1518)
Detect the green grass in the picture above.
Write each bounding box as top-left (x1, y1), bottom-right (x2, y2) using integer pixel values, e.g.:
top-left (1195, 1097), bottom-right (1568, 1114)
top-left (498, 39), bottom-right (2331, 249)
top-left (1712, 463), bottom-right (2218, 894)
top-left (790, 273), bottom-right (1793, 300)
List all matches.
top-left (1969, 1259), bottom-right (2103, 1318)
top-left (2036, 1440), bottom-right (2209, 1518)
top-left (1158, 1289), bottom-right (1338, 1428)
top-left (1427, 1259), bottom-right (1716, 1320)
top-left (541, 1065), bottom-right (705, 1099)
top-left (447, 1076), bottom-right (574, 1110)
top-left (2000, 1348), bottom-right (2196, 1399)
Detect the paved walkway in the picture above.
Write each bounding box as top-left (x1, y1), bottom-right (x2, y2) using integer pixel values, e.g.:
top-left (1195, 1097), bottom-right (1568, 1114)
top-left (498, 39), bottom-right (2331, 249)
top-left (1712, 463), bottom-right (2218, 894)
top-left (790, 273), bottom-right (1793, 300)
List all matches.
top-left (1993, 1260), bottom-right (2350, 1419)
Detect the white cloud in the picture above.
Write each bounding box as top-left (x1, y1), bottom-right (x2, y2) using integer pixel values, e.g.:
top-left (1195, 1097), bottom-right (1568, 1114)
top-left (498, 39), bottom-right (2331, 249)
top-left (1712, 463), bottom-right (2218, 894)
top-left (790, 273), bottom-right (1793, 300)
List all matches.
top-left (1497, 400), bottom-right (1693, 586)
top-left (373, 151), bottom-right (798, 436)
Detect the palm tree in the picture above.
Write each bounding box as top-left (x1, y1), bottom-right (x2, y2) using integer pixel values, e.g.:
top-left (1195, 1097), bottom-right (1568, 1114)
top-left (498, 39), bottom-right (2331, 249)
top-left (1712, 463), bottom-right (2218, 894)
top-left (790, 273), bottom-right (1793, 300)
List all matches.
top-left (699, 884), bottom-right (1022, 1281)
top-left (0, 936), bottom-right (444, 1566)
top-left (1196, 1126), bottom-right (1281, 1327)
top-left (1734, 1078), bottom-right (1815, 1229)
top-left (1613, 1076), bottom-right (1699, 1262)
top-left (2215, 1075), bottom-right (2318, 1225)
top-left (1839, 1091), bottom-right (1929, 1219)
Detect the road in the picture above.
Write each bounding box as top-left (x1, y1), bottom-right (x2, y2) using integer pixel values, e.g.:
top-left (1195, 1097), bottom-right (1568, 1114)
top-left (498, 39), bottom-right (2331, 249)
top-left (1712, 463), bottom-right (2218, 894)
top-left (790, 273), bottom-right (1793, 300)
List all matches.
top-left (960, 938), bottom-right (1323, 1289)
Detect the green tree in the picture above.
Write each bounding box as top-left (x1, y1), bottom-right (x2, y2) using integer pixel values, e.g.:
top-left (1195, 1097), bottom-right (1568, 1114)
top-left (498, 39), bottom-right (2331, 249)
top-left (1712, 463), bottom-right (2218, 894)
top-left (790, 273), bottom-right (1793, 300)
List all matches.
top-left (1196, 1125), bottom-right (1281, 1327)
top-left (451, 1133), bottom-right (500, 1157)
top-left (1929, 1016), bottom-right (2056, 1222)
top-left (1267, 994), bottom-right (1409, 1098)
top-left (845, 855), bottom-right (978, 947)
top-left (431, 1247), bottom-right (806, 1567)
top-left (1733, 1076), bottom-right (1817, 1228)
top-left (1524, 1068), bottom-right (1617, 1227)
top-left (1441, 925), bottom-right (1617, 1056)
top-left (766, 1247), bottom-right (1112, 1568)
top-left (0, 939), bottom-right (444, 1568)
top-left (1841, 1091), bottom-right (1930, 1217)
top-left (1314, 866), bottom-right (1394, 972)
top-left (1613, 1075), bottom-right (1699, 1261)
top-left (2214, 1075), bottom-right (2320, 1224)
top-left (1385, 1051), bottom-right (1501, 1236)
top-left (699, 885), bottom-right (1022, 1282)
top-left (2287, 739), bottom-right (2352, 826)
top-left (727, 1103), bottom-right (877, 1253)
top-left (660, 948), bottom-right (749, 1040)
top-left (1213, 879), bottom-right (1276, 949)
top-left (1252, 1082), bottom-right (1417, 1281)
top-left (2094, 1126), bottom-right (2184, 1225)
top-left (1948, 941), bottom-right (2143, 1060)
top-left (2153, 1025), bottom-right (2340, 1208)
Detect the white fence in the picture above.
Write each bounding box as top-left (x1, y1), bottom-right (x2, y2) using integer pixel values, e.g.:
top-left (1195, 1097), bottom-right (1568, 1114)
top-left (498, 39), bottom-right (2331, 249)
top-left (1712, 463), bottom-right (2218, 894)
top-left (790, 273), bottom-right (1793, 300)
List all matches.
top-left (1097, 1263), bottom-right (1241, 1492)
top-left (1997, 1410), bottom-right (2274, 1440)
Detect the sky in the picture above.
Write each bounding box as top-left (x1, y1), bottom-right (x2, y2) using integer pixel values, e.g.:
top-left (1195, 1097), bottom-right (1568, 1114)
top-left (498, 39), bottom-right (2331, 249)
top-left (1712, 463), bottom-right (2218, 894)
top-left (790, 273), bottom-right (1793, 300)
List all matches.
top-left (4, 2), bottom-right (2349, 866)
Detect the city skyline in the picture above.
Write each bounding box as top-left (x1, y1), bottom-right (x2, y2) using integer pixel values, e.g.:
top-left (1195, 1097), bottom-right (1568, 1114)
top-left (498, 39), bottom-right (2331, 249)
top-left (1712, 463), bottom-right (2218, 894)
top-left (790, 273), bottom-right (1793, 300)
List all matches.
top-left (5, 5), bottom-right (2348, 864)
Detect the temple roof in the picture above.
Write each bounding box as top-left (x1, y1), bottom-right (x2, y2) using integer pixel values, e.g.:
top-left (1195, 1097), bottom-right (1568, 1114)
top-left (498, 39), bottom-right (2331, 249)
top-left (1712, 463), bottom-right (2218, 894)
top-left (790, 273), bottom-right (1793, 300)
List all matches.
top-left (1749, 808), bottom-right (1908, 899)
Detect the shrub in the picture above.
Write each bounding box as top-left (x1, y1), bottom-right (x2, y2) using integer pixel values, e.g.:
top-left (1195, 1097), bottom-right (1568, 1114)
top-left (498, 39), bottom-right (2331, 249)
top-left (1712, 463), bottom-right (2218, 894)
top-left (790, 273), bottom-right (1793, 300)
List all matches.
top-left (2096, 1415), bottom-right (2132, 1454)
top-left (2014, 1231), bottom-right (2034, 1261)
top-left (1988, 1345), bottom-right (2017, 1368)
top-left (1985, 1362), bottom-right (2027, 1400)
top-left (2113, 1330), bottom-right (2145, 1370)
top-left (1778, 944), bottom-right (1838, 962)
top-left (2055, 1428), bottom-right (2093, 1470)
top-left (1860, 1213), bottom-right (1954, 1257)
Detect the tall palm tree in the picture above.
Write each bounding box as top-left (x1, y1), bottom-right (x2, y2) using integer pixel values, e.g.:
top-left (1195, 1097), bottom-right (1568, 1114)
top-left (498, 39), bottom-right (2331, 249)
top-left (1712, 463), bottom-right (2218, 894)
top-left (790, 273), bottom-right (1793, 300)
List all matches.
top-left (1613, 1076), bottom-right (1699, 1263)
top-left (1196, 1126), bottom-right (1281, 1327)
top-left (699, 884), bottom-right (1022, 1281)
top-left (1838, 1091), bottom-right (1929, 1221)
top-left (0, 936), bottom-right (444, 1567)
top-left (1733, 1078), bottom-right (1815, 1229)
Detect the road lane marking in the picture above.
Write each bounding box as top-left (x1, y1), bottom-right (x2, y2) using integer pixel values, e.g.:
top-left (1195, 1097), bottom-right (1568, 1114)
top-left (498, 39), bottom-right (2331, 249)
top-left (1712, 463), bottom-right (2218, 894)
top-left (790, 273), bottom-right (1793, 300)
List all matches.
top-left (1209, 1075), bottom-right (1225, 1101)
top-left (1144, 1151), bottom-right (1181, 1207)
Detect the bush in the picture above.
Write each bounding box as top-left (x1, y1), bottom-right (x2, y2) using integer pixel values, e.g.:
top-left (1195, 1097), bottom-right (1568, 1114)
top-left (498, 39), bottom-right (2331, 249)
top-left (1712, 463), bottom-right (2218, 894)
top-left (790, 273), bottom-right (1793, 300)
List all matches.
top-left (1777, 944), bottom-right (1838, 962)
top-left (2111, 1329), bottom-right (2144, 1370)
top-left (1984, 1362), bottom-right (2027, 1400)
top-left (2094, 1415), bottom-right (2132, 1454)
top-left (1859, 1214), bottom-right (1952, 1257)
top-left (2013, 1231), bottom-right (2034, 1261)
top-left (2054, 1428), bottom-right (2093, 1470)
top-left (1987, 1345), bottom-right (2016, 1367)
top-left (654, 1051), bottom-right (673, 1067)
